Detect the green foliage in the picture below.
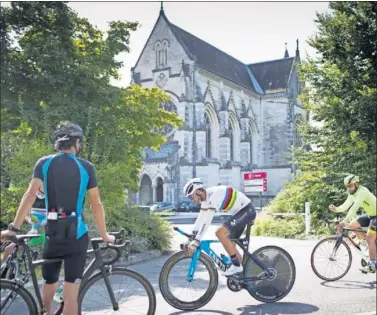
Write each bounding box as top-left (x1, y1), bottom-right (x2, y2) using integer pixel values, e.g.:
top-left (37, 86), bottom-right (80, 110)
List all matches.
top-left (251, 215), bottom-right (305, 239)
top-left (0, 2), bottom-right (182, 250)
top-left (1, 125), bottom-right (50, 227)
top-left (86, 203), bottom-right (172, 252)
top-left (265, 2), bottom-right (376, 236)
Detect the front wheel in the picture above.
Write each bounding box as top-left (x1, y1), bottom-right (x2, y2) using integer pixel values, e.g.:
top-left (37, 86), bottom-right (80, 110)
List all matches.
top-left (159, 251), bottom-right (218, 311)
top-left (0, 279), bottom-right (38, 315)
top-left (311, 237), bottom-right (352, 281)
top-left (55, 267), bottom-right (156, 315)
top-left (244, 245), bottom-right (296, 303)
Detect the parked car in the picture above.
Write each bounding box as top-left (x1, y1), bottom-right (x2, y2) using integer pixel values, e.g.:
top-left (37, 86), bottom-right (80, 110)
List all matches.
top-left (176, 201), bottom-right (200, 213)
top-left (150, 201), bottom-right (175, 213)
top-left (137, 205), bottom-right (152, 213)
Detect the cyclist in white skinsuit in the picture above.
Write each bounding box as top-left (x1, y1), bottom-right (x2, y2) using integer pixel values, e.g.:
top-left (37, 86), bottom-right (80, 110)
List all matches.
top-left (183, 178), bottom-right (256, 276)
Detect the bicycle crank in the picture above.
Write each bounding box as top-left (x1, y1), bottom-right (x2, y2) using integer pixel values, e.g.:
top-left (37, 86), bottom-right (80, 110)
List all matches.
top-left (227, 277), bottom-right (242, 292)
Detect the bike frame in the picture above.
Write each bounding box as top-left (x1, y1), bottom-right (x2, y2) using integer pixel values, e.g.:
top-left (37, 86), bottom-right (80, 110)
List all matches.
top-left (6, 233), bottom-right (128, 314)
top-left (335, 227), bottom-right (369, 261)
top-left (176, 224), bottom-right (271, 283)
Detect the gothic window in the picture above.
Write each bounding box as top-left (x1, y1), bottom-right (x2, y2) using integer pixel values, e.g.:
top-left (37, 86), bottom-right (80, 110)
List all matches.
top-left (229, 119), bottom-right (234, 161)
top-left (155, 42), bottom-right (161, 68)
top-left (248, 119), bottom-right (257, 165)
top-left (294, 115), bottom-right (304, 147)
top-left (155, 40), bottom-right (169, 68)
top-left (205, 113), bottom-right (211, 158)
top-left (249, 137), bottom-right (253, 164)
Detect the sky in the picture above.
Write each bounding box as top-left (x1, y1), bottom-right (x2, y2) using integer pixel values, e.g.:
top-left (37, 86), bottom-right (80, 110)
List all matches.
top-left (67, 1), bottom-right (331, 87)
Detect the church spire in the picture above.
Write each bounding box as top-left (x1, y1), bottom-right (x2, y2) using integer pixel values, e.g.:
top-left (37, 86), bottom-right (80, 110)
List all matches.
top-left (295, 39), bottom-right (300, 60)
top-left (160, 1), bottom-right (164, 14)
top-left (284, 43), bottom-right (289, 58)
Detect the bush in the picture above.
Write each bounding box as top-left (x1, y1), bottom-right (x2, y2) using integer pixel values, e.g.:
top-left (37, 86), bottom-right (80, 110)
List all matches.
top-left (1, 126), bottom-right (172, 253)
top-left (251, 215), bottom-right (305, 239)
top-left (85, 202), bottom-right (172, 253)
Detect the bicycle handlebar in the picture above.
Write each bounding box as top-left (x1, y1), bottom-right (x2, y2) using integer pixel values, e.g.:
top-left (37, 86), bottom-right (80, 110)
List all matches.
top-left (173, 226), bottom-right (196, 240)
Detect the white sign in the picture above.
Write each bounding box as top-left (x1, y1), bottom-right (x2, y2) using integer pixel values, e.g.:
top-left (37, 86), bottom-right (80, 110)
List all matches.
top-left (244, 179), bottom-right (267, 186)
top-left (244, 186), bottom-right (266, 193)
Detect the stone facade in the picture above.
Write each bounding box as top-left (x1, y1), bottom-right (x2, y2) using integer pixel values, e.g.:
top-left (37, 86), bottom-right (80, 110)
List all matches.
top-left (133, 7), bottom-right (307, 207)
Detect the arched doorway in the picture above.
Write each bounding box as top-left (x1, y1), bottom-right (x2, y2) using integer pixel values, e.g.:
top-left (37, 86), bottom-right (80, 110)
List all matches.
top-left (139, 174), bottom-right (153, 205)
top-left (156, 177), bottom-right (164, 202)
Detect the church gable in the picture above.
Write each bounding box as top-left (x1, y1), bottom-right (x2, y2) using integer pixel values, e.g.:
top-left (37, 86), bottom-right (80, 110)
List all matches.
top-left (132, 9), bottom-right (191, 82)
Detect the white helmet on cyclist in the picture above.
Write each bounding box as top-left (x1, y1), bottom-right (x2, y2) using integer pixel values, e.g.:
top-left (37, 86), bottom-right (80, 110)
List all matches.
top-left (183, 178), bottom-right (204, 197)
top-left (344, 174), bottom-right (359, 187)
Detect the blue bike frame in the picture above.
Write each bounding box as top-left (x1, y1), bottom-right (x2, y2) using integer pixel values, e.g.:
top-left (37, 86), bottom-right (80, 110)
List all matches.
top-left (175, 226), bottom-right (269, 285)
top-left (176, 229), bottom-right (230, 281)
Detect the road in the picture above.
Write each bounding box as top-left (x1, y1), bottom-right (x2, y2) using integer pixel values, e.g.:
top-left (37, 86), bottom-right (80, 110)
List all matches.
top-left (127, 223), bottom-right (376, 315)
top-left (15, 222), bottom-right (376, 315)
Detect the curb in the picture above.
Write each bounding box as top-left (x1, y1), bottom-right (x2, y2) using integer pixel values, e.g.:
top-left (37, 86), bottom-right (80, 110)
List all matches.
top-left (25, 250), bottom-right (164, 288)
top-left (122, 249), bottom-right (163, 266)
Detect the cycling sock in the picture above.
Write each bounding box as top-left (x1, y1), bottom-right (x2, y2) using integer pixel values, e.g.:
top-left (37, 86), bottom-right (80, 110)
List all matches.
top-left (230, 254), bottom-right (240, 267)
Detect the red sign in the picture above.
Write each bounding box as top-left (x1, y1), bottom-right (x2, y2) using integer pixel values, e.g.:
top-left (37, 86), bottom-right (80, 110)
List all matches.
top-left (243, 172), bottom-right (267, 180)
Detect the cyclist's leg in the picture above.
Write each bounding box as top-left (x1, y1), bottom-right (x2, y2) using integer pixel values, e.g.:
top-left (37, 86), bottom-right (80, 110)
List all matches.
top-left (367, 217), bottom-right (376, 261)
top-left (1, 242), bottom-right (16, 278)
top-left (351, 214), bottom-right (369, 239)
top-left (360, 217), bottom-right (376, 273)
top-left (2, 242), bottom-right (16, 261)
top-left (42, 240), bottom-right (63, 315)
top-left (217, 203), bottom-right (256, 266)
top-left (62, 233), bottom-right (89, 315)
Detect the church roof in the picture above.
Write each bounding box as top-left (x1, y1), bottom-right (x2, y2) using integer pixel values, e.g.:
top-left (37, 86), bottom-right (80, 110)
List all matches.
top-left (143, 141), bottom-right (180, 162)
top-left (248, 57), bottom-right (295, 93)
top-left (168, 22), bottom-right (264, 94)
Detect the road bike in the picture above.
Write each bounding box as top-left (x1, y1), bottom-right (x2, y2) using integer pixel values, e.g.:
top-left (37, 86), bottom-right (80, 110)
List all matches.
top-left (0, 229), bottom-right (156, 314)
top-left (311, 216), bottom-right (372, 281)
top-left (159, 224), bottom-right (296, 311)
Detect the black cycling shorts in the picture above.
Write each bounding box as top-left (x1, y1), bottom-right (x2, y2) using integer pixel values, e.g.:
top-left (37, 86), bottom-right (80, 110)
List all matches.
top-left (42, 233), bottom-right (89, 284)
top-left (356, 214), bottom-right (377, 233)
top-left (223, 203), bottom-right (256, 239)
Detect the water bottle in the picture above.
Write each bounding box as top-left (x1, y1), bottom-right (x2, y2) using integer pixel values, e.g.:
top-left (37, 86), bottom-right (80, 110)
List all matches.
top-left (220, 254), bottom-right (231, 265)
top-left (53, 283), bottom-right (64, 303)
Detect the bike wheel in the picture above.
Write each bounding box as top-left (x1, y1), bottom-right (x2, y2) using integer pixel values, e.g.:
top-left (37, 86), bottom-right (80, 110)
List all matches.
top-left (244, 245), bottom-right (296, 303)
top-left (311, 237), bottom-right (352, 281)
top-left (0, 279), bottom-right (38, 315)
top-left (159, 251), bottom-right (218, 311)
top-left (77, 267), bottom-right (156, 315)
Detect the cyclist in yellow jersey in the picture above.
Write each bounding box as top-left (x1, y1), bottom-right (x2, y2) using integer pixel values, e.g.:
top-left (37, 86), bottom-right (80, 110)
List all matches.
top-left (329, 174), bottom-right (376, 273)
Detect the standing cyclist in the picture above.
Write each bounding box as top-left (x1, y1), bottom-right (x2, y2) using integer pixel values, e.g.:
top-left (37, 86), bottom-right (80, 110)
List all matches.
top-left (329, 174), bottom-right (376, 273)
top-left (183, 178), bottom-right (256, 276)
top-left (1, 184), bottom-right (46, 278)
top-left (1, 122), bottom-right (115, 315)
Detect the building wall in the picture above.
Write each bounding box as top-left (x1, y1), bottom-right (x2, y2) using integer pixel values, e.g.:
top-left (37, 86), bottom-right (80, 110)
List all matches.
top-left (133, 16), bottom-right (306, 205)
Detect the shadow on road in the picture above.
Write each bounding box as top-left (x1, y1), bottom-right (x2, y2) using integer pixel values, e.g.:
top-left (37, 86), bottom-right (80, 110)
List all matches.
top-left (237, 302), bottom-right (319, 315)
top-left (320, 279), bottom-right (376, 290)
top-left (169, 310), bottom-right (233, 315)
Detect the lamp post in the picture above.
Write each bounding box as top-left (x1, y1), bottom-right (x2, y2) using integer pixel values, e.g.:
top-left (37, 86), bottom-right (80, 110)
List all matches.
top-left (266, 99), bottom-right (296, 176)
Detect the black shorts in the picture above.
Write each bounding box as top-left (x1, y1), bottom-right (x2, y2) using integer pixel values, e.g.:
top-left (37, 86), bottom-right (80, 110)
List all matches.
top-left (356, 214), bottom-right (377, 233)
top-left (42, 233), bottom-right (89, 284)
top-left (223, 203), bottom-right (256, 239)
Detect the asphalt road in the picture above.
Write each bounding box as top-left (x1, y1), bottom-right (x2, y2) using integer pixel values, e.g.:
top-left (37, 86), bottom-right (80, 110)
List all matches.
top-left (7, 222), bottom-right (376, 315)
top-left (127, 223), bottom-right (376, 315)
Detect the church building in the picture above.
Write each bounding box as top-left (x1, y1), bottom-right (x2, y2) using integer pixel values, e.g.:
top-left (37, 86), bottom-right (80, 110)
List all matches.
top-left (131, 5), bottom-right (308, 207)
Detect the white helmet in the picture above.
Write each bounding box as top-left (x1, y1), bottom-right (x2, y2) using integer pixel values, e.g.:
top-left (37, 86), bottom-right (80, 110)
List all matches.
top-left (344, 174), bottom-right (359, 187)
top-left (183, 178), bottom-right (204, 197)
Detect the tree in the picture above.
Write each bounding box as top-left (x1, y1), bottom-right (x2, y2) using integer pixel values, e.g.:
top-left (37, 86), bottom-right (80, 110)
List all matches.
top-left (261, 2), bottom-right (377, 236)
top-left (0, 2), bottom-right (183, 248)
